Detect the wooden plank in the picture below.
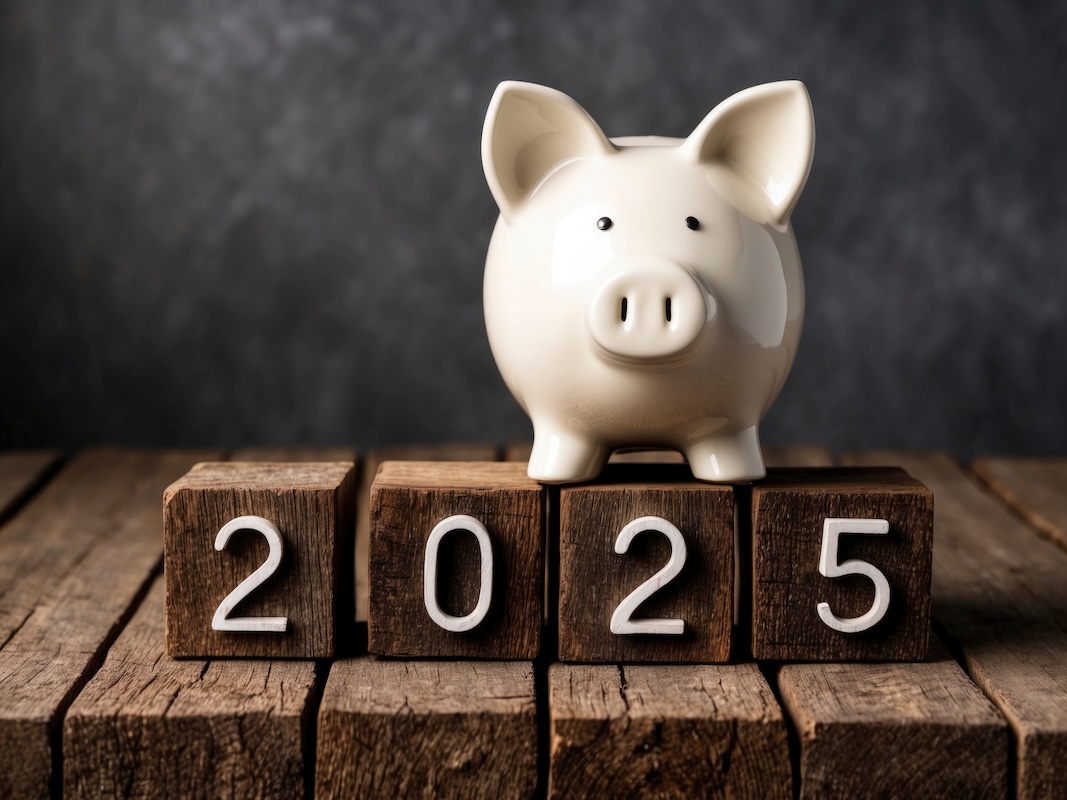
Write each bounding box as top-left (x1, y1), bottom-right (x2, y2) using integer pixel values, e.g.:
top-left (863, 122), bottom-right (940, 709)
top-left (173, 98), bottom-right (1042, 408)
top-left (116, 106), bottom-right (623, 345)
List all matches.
top-left (763, 445), bottom-right (833, 468)
top-left (779, 636), bottom-right (1009, 798)
top-left (0, 450), bottom-right (61, 524)
top-left (843, 450), bottom-right (1067, 799)
top-left (355, 443), bottom-right (499, 622)
top-left (972, 457), bottom-right (1067, 554)
top-left (549, 662), bottom-right (791, 798)
top-left (65, 578), bottom-right (316, 799)
top-left (316, 657), bottom-right (537, 799)
top-left (0, 448), bottom-right (221, 800)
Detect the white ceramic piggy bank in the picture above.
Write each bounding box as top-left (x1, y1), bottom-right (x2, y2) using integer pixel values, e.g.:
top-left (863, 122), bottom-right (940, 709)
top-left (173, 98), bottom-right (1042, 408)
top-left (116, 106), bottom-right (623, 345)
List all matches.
top-left (481, 80), bottom-right (815, 484)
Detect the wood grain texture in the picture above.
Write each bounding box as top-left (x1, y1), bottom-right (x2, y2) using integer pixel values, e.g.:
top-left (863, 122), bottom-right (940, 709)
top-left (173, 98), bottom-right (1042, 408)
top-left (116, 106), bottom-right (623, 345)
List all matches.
top-left (316, 657), bottom-right (537, 800)
top-left (356, 443), bottom-right (499, 622)
top-left (751, 467), bottom-right (933, 661)
top-left (558, 464), bottom-right (734, 663)
top-left (972, 457), bottom-right (1067, 554)
top-left (0, 448), bottom-right (221, 800)
top-left (0, 450), bottom-right (60, 524)
top-left (368, 461), bottom-right (544, 658)
top-left (65, 578), bottom-right (316, 800)
top-left (165, 461), bottom-right (357, 658)
top-left (549, 662), bottom-right (790, 799)
top-left (779, 635), bottom-right (1009, 798)
top-left (843, 451), bottom-right (1067, 800)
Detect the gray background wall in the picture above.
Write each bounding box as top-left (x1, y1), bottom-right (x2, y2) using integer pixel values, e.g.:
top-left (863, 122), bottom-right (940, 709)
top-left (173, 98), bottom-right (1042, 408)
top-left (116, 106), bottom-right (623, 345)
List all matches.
top-left (1, 1), bottom-right (1064, 455)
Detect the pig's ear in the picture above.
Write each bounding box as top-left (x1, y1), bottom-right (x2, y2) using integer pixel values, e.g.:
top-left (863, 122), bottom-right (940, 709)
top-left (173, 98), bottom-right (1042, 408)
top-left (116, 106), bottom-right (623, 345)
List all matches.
top-left (680, 81), bottom-right (814, 227)
top-left (483, 81), bottom-right (615, 220)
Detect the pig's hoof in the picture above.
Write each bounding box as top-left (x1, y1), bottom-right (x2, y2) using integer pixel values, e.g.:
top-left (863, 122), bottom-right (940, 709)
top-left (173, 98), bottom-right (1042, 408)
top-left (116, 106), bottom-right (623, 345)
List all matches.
top-left (527, 433), bottom-right (607, 484)
top-left (687, 427), bottom-right (766, 483)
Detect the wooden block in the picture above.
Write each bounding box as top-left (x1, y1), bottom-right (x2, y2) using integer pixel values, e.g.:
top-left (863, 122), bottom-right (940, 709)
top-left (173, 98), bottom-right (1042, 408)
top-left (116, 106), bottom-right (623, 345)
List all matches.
top-left (65, 578), bottom-right (315, 800)
top-left (0, 450), bottom-right (60, 524)
top-left (549, 663), bottom-right (791, 799)
top-left (972, 456), bottom-right (1067, 554)
top-left (751, 467), bottom-right (933, 661)
top-left (356, 443), bottom-right (499, 622)
top-left (558, 464), bottom-right (734, 663)
top-left (316, 658), bottom-right (537, 799)
top-left (0, 448), bottom-right (220, 800)
top-left (164, 460), bottom-right (357, 658)
top-left (368, 461), bottom-right (544, 658)
top-left (779, 635), bottom-right (1009, 798)
top-left (846, 451), bottom-right (1067, 799)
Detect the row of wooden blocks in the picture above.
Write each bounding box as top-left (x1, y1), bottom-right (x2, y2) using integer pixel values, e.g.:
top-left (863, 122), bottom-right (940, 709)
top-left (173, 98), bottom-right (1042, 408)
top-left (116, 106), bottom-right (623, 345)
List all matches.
top-left (164, 460), bottom-right (933, 663)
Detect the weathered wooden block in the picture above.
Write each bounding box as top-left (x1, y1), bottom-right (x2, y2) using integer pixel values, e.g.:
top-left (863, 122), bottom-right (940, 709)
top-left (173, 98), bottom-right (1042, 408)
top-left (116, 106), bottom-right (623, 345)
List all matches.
top-left (368, 461), bottom-right (544, 659)
top-left (164, 461), bottom-right (357, 658)
top-left (66, 578), bottom-right (315, 800)
top-left (558, 464), bottom-right (735, 663)
top-left (778, 636), bottom-right (1009, 798)
top-left (317, 658), bottom-right (537, 800)
top-left (751, 467), bottom-right (933, 661)
top-left (549, 663), bottom-right (791, 799)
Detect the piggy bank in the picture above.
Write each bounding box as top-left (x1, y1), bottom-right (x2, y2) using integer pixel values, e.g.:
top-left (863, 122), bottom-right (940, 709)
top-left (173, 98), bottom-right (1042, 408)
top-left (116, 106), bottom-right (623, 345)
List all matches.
top-left (481, 80), bottom-right (815, 484)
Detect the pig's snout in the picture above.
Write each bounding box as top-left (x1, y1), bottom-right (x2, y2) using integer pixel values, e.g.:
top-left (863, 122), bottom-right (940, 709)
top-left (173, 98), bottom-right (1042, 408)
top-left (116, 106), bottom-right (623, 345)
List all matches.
top-left (587, 259), bottom-right (714, 363)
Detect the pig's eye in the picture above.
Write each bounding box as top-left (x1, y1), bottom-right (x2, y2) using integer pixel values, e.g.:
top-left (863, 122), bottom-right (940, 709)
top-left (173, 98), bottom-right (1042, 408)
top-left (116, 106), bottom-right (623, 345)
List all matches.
top-left (597, 217), bottom-right (613, 231)
top-left (685, 216), bottom-right (700, 230)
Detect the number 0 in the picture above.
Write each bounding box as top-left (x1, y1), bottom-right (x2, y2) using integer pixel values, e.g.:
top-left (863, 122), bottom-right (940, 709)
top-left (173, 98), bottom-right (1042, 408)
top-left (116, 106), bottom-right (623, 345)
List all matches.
top-left (212, 515), bottom-right (288, 633)
top-left (424, 515), bottom-right (494, 633)
top-left (817, 518), bottom-right (891, 634)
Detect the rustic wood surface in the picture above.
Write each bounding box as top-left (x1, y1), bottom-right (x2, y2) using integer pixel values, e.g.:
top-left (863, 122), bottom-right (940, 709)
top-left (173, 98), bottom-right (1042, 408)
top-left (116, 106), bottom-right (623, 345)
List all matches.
top-left (317, 657), bottom-right (538, 799)
top-left (369, 461), bottom-right (544, 659)
top-left (0, 449), bottom-right (60, 524)
top-left (779, 636), bottom-right (1009, 799)
top-left (549, 662), bottom-right (791, 799)
top-left (356, 443), bottom-right (499, 622)
top-left (751, 467), bottom-right (933, 661)
top-left (65, 578), bottom-right (316, 800)
top-left (843, 450), bottom-right (1067, 800)
top-left (558, 464), bottom-right (735, 663)
top-left (0, 448), bottom-right (220, 800)
top-left (164, 460), bottom-right (357, 658)
top-left (0, 442), bottom-right (1061, 800)
top-left (971, 456), bottom-right (1067, 554)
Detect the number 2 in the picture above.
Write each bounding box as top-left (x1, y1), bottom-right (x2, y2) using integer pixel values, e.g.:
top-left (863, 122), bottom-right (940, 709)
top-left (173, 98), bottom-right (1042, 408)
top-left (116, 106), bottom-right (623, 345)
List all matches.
top-left (212, 515), bottom-right (288, 633)
top-left (817, 518), bottom-right (890, 634)
top-left (610, 516), bottom-right (687, 635)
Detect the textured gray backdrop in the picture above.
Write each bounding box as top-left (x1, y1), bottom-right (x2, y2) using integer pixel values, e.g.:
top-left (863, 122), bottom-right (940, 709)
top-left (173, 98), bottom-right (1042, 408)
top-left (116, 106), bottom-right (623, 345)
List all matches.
top-left (1, 1), bottom-right (1064, 456)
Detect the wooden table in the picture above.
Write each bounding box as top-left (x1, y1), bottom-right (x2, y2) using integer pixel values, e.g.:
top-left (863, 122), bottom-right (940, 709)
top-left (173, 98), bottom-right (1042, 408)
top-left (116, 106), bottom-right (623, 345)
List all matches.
top-left (0, 445), bottom-right (1063, 799)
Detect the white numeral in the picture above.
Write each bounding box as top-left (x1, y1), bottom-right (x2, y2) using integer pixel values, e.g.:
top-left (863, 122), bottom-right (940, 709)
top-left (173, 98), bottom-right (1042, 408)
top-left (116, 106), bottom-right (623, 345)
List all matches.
top-left (212, 515), bottom-right (288, 633)
top-left (424, 515), bottom-right (494, 633)
top-left (817, 518), bottom-right (891, 634)
top-left (610, 516), bottom-right (687, 635)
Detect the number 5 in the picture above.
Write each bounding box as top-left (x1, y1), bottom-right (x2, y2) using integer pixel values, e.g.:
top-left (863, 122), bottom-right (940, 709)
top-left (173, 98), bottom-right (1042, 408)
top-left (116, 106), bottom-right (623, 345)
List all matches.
top-left (817, 518), bottom-right (890, 634)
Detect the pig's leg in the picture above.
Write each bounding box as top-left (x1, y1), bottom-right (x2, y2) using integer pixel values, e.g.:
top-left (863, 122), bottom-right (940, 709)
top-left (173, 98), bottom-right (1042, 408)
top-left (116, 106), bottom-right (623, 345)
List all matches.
top-left (527, 426), bottom-right (608, 483)
top-left (686, 426), bottom-right (766, 483)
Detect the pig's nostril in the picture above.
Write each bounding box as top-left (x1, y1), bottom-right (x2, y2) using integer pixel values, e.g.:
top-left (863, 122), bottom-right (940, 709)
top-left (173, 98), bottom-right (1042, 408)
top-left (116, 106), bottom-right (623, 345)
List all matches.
top-left (665, 297), bottom-right (672, 323)
top-left (620, 297), bottom-right (628, 322)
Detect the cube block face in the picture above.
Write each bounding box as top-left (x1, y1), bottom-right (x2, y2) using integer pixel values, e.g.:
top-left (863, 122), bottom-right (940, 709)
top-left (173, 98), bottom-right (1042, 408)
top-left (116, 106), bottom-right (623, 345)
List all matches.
top-left (368, 462), bottom-right (545, 659)
top-left (558, 466), bottom-right (735, 663)
top-left (752, 468), bottom-right (933, 661)
top-left (164, 462), bottom-right (357, 658)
